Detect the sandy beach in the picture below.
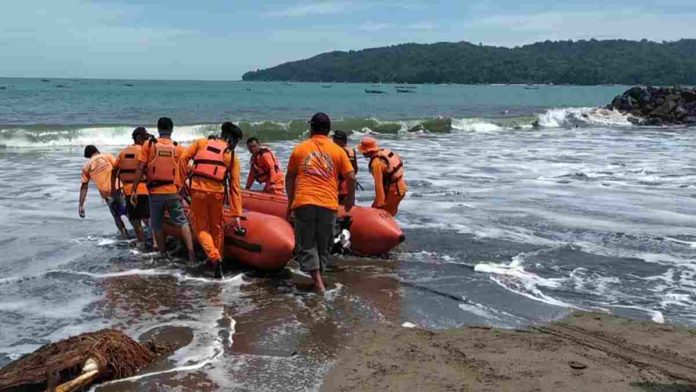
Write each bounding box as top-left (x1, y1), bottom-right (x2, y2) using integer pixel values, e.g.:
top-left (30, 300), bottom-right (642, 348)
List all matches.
top-left (320, 312), bottom-right (696, 392)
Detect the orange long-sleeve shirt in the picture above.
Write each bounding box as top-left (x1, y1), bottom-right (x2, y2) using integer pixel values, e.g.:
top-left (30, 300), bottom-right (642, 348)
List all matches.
top-left (180, 139), bottom-right (243, 217)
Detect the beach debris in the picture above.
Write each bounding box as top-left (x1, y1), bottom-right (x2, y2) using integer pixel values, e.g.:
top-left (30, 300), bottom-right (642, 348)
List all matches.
top-left (0, 329), bottom-right (173, 392)
top-left (568, 360), bottom-right (587, 370)
top-left (401, 322), bottom-right (417, 328)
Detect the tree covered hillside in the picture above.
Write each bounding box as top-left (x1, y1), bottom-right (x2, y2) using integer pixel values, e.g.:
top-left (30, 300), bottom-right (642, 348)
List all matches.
top-left (242, 39), bottom-right (696, 85)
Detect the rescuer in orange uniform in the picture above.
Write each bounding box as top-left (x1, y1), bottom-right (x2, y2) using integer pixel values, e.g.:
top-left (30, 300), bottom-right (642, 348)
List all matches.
top-left (358, 137), bottom-right (407, 217)
top-left (286, 113), bottom-right (356, 293)
top-left (332, 130), bottom-right (359, 205)
top-left (180, 122), bottom-right (243, 279)
top-left (111, 127), bottom-right (151, 249)
top-left (79, 145), bottom-right (128, 237)
top-left (130, 117), bottom-right (196, 262)
top-left (245, 137), bottom-right (285, 194)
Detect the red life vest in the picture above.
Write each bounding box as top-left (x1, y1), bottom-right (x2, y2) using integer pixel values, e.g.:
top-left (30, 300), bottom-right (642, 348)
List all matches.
top-left (251, 147), bottom-right (281, 184)
top-left (117, 145), bottom-right (142, 184)
top-left (369, 149), bottom-right (404, 185)
top-left (146, 139), bottom-right (178, 188)
top-left (191, 138), bottom-right (229, 182)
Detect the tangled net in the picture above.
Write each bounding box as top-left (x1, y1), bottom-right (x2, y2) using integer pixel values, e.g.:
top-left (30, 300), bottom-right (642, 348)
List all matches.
top-left (0, 329), bottom-right (172, 392)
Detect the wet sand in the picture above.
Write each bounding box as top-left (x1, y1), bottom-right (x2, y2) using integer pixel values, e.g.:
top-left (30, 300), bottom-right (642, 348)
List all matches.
top-left (320, 312), bottom-right (696, 392)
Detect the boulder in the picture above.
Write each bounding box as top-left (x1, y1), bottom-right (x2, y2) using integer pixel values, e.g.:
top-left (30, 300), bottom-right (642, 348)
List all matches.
top-left (655, 97), bottom-right (665, 106)
top-left (674, 105), bottom-right (689, 120)
top-left (682, 91), bottom-right (696, 103)
top-left (646, 117), bottom-right (664, 126)
top-left (621, 96), bottom-right (637, 111)
top-left (610, 95), bottom-right (623, 109)
top-left (664, 94), bottom-right (681, 103)
top-left (625, 86), bottom-right (644, 100)
top-left (650, 101), bottom-right (676, 118)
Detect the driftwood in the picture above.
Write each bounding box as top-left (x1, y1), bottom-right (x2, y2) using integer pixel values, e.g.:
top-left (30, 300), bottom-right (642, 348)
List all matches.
top-left (0, 329), bottom-right (172, 392)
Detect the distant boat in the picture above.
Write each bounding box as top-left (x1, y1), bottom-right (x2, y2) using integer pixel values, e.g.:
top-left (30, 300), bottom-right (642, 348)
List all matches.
top-left (281, 82), bottom-right (293, 86)
top-left (123, 83), bottom-right (134, 87)
top-left (395, 85), bottom-right (417, 89)
top-left (524, 85), bottom-right (539, 90)
top-left (396, 89), bottom-right (415, 93)
top-left (321, 85), bottom-right (332, 88)
top-left (54, 84), bottom-right (67, 88)
top-left (41, 79), bottom-right (50, 83)
top-left (365, 89), bottom-right (387, 94)
top-left (246, 88), bottom-right (252, 91)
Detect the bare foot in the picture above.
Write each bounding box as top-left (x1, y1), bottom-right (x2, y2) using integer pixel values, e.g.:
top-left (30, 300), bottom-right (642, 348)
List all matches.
top-left (310, 270), bottom-right (326, 294)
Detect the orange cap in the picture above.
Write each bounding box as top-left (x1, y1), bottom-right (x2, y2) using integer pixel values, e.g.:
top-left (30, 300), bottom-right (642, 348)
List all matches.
top-left (358, 136), bottom-right (380, 154)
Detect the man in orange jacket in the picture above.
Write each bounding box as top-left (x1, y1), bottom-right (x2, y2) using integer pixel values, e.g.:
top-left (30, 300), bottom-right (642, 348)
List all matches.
top-left (245, 137), bottom-right (285, 194)
top-left (358, 137), bottom-right (407, 217)
top-left (286, 113), bottom-right (356, 293)
top-left (130, 117), bottom-right (196, 262)
top-left (180, 122), bottom-right (243, 279)
top-left (79, 145), bottom-right (128, 237)
top-left (332, 130), bottom-right (359, 205)
top-left (111, 127), bottom-right (151, 249)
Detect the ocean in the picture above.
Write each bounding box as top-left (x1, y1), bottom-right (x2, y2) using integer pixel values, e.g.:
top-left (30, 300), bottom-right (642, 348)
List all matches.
top-left (1, 78), bottom-right (695, 390)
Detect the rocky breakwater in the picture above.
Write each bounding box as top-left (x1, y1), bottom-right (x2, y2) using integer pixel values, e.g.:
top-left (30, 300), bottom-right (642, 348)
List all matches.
top-left (608, 86), bottom-right (696, 126)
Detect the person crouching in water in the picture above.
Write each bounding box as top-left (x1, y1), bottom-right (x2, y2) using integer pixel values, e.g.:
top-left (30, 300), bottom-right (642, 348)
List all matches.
top-left (245, 137), bottom-right (285, 194)
top-left (130, 117), bottom-right (196, 262)
top-left (332, 130), bottom-right (359, 205)
top-left (357, 136), bottom-right (407, 217)
top-left (180, 122), bottom-right (243, 279)
top-left (111, 127), bottom-right (152, 250)
top-left (79, 145), bottom-right (128, 238)
top-left (286, 113), bottom-right (356, 293)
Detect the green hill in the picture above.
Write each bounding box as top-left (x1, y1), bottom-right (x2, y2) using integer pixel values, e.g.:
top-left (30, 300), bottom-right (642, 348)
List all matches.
top-left (242, 39), bottom-right (696, 85)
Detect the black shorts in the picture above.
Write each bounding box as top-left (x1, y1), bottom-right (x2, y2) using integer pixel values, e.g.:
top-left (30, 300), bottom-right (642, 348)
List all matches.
top-left (127, 195), bottom-right (150, 221)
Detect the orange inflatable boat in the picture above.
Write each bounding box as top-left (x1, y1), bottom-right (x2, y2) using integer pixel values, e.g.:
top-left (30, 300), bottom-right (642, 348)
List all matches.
top-left (241, 190), bottom-right (404, 256)
top-left (164, 202), bottom-right (295, 271)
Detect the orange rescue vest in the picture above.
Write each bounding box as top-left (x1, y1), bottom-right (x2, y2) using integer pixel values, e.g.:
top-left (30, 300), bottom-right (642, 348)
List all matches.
top-left (117, 145), bottom-right (142, 184)
top-left (191, 138), bottom-right (229, 182)
top-left (146, 139), bottom-right (178, 188)
top-left (369, 149), bottom-right (404, 185)
top-left (251, 147), bottom-right (281, 183)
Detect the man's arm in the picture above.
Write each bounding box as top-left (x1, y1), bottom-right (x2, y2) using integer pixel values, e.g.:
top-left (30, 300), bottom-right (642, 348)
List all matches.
top-left (371, 161), bottom-right (386, 208)
top-left (285, 171), bottom-right (297, 219)
top-left (78, 183), bottom-right (89, 217)
top-left (228, 156), bottom-right (243, 217)
top-left (343, 171), bottom-right (356, 212)
top-left (130, 162), bottom-right (146, 205)
top-left (245, 163), bottom-right (255, 190)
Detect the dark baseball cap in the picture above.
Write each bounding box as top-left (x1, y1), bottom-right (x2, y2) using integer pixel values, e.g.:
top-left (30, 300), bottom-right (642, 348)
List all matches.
top-left (309, 112), bottom-right (331, 131)
top-left (333, 130), bottom-right (348, 143)
top-left (131, 127), bottom-right (150, 139)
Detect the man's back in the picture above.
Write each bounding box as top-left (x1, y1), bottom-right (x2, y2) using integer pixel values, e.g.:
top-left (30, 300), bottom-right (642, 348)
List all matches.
top-left (288, 135), bottom-right (353, 211)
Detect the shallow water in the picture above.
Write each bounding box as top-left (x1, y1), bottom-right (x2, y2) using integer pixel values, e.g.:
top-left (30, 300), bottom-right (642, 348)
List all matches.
top-left (1, 82), bottom-right (695, 390)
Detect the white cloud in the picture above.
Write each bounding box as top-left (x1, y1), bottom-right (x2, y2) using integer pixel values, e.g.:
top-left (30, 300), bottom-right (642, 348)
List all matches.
top-left (407, 21), bottom-right (436, 31)
top-left (359, 22), bottom-right (394, 31)
top-left (264, 2), bottom-right (352, 18)
top-left (468, 9), bottom-right (696, 46)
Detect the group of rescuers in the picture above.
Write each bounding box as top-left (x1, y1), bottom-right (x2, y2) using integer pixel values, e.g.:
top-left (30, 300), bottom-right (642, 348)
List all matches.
top-left (78, 113), bottom-right (407, 292)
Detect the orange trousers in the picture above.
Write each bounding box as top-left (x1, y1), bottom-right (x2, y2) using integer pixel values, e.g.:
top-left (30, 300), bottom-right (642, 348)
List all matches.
top-left (375, 182), bottom-right (406, 217)
top-left (189, 190), bottom-right (225, 261)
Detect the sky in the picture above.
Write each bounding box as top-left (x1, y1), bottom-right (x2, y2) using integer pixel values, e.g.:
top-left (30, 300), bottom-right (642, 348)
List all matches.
top-left (1, 0), bottom-right (695, 80)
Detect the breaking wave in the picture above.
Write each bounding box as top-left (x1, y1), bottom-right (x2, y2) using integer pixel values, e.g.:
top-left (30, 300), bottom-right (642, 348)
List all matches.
top-left (0, 108), bottom-right (641, 148)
